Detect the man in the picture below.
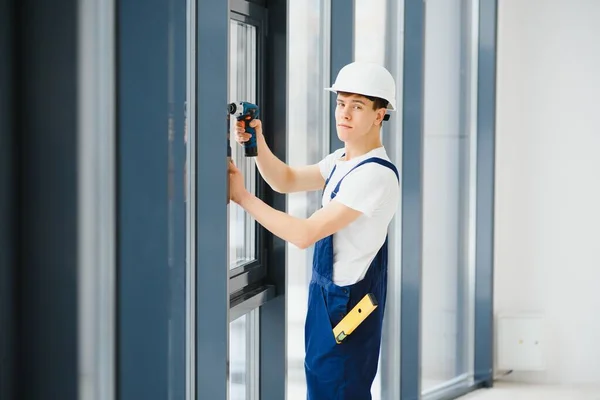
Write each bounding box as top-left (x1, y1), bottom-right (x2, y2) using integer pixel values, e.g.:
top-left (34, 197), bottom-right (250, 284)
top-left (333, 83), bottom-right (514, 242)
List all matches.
top-left (228, 61), bottom-right (399, 400)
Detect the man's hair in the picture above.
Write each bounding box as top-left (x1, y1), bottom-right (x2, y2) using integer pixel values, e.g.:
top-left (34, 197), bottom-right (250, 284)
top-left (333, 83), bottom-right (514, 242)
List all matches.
top-left (337, 91), bottom-right (388, 110)
top-left (364, 95), bottom-right (389, 111)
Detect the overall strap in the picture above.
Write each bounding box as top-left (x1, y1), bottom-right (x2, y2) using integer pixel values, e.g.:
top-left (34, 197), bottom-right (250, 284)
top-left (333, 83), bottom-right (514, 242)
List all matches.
top-left (330, 157), bottom-right (399, 199)
top-left (325, 164), bottom-right (338, 187)
top-left (324, 153), bottom-right (345, 188)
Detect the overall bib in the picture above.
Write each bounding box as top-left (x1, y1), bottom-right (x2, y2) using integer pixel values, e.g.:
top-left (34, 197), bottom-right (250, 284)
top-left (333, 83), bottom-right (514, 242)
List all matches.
top-left (304, 157), bottom-right (399, 400)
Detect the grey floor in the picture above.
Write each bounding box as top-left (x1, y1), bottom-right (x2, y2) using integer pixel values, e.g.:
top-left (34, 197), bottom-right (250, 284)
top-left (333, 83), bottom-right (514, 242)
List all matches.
top-left (458, 382), bottom-right (600, 400)
top-left (286, 380), bottom-right (600, 400)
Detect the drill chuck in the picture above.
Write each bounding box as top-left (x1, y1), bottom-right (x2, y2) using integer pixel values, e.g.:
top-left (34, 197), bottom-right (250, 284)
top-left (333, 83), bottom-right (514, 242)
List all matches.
top-left (227, 103), bottom-right (237, 115)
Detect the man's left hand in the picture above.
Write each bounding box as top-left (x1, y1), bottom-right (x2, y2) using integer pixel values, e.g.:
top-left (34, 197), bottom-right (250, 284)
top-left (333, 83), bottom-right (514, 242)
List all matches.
top-left (228, 161), bottom-right (249, 205)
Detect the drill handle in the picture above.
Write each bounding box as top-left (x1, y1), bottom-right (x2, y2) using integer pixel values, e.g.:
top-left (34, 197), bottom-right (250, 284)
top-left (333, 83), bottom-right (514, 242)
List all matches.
top-left (240, 115), bottom-right (258, 157)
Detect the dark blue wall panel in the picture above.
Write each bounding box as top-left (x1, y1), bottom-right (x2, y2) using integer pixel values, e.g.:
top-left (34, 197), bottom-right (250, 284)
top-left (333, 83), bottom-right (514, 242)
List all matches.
top-left (118, 0), bottom-right (187, 398)
top-left (15, 0), bottom-right (79, 398)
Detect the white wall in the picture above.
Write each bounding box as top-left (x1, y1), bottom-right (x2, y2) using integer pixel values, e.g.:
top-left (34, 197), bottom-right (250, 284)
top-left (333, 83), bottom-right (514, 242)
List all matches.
top-left (495, 0), bottom-right (600, 385)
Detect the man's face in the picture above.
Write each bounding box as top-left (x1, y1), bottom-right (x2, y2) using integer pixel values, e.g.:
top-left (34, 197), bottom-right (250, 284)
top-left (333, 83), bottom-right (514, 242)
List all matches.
top-left (335, 93), bottom-right (385, 142)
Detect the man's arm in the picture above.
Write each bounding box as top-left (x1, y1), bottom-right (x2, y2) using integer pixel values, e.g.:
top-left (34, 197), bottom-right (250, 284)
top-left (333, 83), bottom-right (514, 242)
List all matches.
top-left (238, 191), bottom-right (361, 249)
top-left (237, 120), bottom-right (325, 193)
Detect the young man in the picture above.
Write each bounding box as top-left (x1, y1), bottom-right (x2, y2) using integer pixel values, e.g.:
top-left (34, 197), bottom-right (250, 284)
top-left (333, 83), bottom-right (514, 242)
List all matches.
top-left (228, 61), bottom-right (399, 400)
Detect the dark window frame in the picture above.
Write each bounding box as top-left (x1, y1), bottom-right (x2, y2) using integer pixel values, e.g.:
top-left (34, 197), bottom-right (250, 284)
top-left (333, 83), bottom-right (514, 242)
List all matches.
top-left (228, 0), bottom-right (270, 297)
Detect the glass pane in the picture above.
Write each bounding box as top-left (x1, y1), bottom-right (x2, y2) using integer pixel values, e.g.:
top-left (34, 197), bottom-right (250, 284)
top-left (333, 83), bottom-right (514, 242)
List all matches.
top-left (421, 0), bottom-right (477, 394)
top-left (229, 20), bottom-right (258, 269)
top-left (286, 1), bottom-right (330, 399)
top-left (229, 309), bottom-right (260, 400)
top-left (230, 314), bottom-right (247, 400)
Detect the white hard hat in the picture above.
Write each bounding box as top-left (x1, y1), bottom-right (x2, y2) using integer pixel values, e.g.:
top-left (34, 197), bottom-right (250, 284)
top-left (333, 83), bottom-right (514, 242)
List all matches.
top-left (325, 62), bottom-right (397, 111)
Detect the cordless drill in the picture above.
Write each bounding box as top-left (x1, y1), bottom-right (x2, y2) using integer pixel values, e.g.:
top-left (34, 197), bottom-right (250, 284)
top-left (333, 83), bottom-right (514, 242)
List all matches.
top-left (228, 101), bottom-right (259, 157)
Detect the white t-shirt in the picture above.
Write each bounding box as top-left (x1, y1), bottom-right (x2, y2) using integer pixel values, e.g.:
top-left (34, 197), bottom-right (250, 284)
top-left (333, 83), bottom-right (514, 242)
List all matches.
top-left (317, 147), bottom-right (400, 286)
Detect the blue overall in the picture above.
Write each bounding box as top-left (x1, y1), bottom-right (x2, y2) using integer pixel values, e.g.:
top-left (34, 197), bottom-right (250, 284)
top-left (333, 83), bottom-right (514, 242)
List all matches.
top-left (304, 157), bottom-right (399, 400)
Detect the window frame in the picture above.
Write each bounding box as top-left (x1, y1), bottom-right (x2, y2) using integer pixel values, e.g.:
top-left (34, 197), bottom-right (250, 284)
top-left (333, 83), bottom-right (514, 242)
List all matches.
top-left (228, 0), bottom-right (269, 296)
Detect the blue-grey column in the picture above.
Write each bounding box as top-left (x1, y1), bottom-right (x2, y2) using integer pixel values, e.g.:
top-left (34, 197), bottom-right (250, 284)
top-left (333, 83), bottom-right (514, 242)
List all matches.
top-left (196, 0), bottom-right (229, 398)
top-left (260, 0), bottom-right (287, 398)
top-left (329, 0), bottom-right (354, 151)
top-left (474, 0), bottom-right (498, 387)
top-left (401, 1), bottom-right (426, 399)
top-left (0, 0), bottom-right (14, 398)
top-left (118, 0), bottom-right (187, 398)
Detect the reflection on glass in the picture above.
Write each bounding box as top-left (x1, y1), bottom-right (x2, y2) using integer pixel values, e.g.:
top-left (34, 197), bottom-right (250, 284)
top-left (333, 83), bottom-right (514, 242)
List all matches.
top-left (230, 314), bottom-right (247, 400)
top-left (229, 309), bottom-right (259, 400)
top-left (229, 20), bottom-right (258, 269)
top-left (421, 0), bottom-right (477, 394)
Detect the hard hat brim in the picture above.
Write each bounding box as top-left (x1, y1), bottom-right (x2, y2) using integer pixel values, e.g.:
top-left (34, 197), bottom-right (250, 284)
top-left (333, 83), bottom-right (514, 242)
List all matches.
top-left (325, 87), bottom-right (396, 111)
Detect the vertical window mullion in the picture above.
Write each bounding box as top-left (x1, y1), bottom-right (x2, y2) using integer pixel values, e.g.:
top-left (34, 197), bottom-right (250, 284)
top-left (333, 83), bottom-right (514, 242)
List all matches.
top-left (474, 0), bottom-right (498, 387)
top-left (400, 1), bottom-right (426, 398)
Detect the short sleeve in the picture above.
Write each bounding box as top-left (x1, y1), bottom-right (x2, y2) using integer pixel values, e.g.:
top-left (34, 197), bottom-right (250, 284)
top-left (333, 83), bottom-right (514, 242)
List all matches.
top-left (332, 164), bottom-right (398, 217)
top-left (318, 149), bottom-right (345, 180)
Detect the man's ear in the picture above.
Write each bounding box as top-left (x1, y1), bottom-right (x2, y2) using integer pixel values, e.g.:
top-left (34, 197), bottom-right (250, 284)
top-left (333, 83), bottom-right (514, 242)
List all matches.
top-left (375, 108), bottom-right (386, 126)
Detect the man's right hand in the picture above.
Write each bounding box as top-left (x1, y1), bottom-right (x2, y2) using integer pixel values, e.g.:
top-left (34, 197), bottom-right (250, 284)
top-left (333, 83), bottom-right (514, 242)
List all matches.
top-left (234, 118), bottom-right (263, 145)
top-left (232, 116), bottom-right (325, 193)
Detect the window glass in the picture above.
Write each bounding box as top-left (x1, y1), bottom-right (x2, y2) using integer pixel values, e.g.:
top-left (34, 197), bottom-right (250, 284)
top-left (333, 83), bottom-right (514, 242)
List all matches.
top-left (229, 20), bottom-right (258, 269)
top-left (286, 1), bottom-right (330, 399)
top-left (230, 314), bottom-right (247, 400)
top-left (421, 0), bottom-right (478, 394)
top-left (229, 309), bottom-right (260, 400)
